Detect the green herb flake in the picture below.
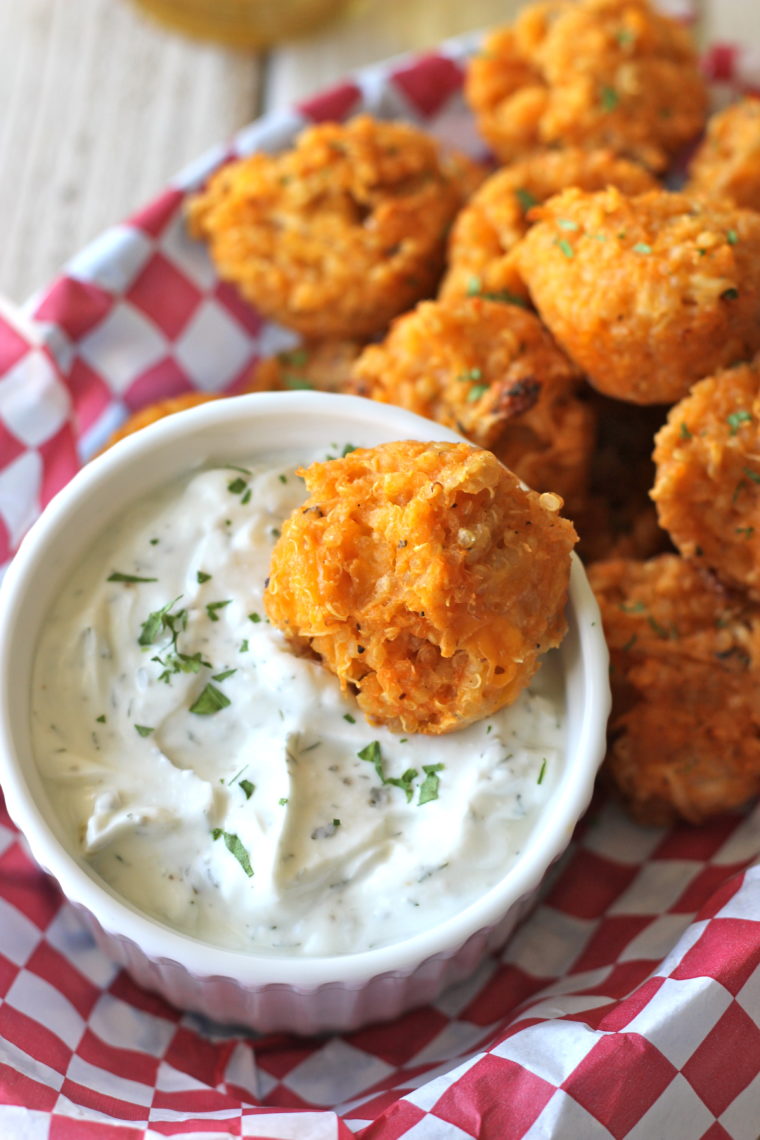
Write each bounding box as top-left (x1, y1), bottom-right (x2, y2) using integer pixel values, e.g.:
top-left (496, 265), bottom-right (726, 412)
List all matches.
top-left (466, 275), bottom-right (483, 297)
top-left (189, 683), bottom-right (231, 716)
top-left (600, 84), bottom-right (620, 111)
top-left (343, 713), bottom-right (356, 724)
top-left (515, 187), bottom-right (538, 213)
top-left (239, 779), bottom-right (256, 800)
top-left (389, 768), bottom-right (419, 804)
top-left (227, 476), bottom-right (248, 495)
top-left (135, 724), bottom-right (154, 737)
top-left (736, 526), bottom-right (755, 538)
top-left (278, 474), bottom-right (287, 484)
top-left (633, 242), bottom-right (652, 254)
top-left (278, 347), bottom-right (309, 367)
top-left (107, 571), bottom-right (158, 583)
top-left (727, 409), bottom-right (753, 435)
top-left (211, 668), bottom-right (237, 682)
top-left (206, 600), bottom-right (232, 622)
top-left (196, 570), bottom-right (212, 584)
top-left (457, 367), bottom-right (483, 383)
top-left (211, 829), bottom-right (253, 877)
top-left (721, 287), bottom-right (739, 301)
top-left (620, 600), bottom-right (646, 614)
top-left (680, 422), bottom-right (692, 440)
top-left (418, 763), bottom-right (444, 805)
top-left (341, 444), bottom-right (357, 457)
top-left (284, 375), bottom-right (313, 390)
top-left (621, 633), bottom-right (638, 652)
top-left (241, 489), bottom-right (252, 506)
top-left (240, 639), bottom-right (249, 652)
top-left (743, 467), bottom-right (760, 484)
top-left (727, 229), bottom-right (739, 245)
top-left (249, 612), bottom-right (261, 623)
top-left (279, 797), bottom-right (289, 806)
top-left (138, 596), bottom-right (184, 647)
top-left (616, 26), bottom-right (635, 46)
top-left (149, 538), bottom-right (160, 546)
top-left (467, 384), bottom-right (489, 403)
top-left (96, 715), bottom-right (106, 724)
top-left (358, 740), bottom-right (385, 782)
top-left (537, 758), bottom-right (548, 785)
top-left (555, 238), bottom-right (574, 259)
top-left (557, 217), bottom-right (579, 231)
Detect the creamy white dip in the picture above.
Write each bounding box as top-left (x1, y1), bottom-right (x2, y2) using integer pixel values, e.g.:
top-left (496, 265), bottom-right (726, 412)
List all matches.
top-left (31, 450), bottom-right (566, 955)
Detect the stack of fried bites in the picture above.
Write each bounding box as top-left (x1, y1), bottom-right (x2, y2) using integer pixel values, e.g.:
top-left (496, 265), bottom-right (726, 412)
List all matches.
top-left (114, 0), bottom-right (760, 824)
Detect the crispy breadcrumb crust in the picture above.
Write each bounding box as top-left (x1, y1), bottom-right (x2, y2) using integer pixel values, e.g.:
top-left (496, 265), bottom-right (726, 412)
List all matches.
top-left (440, 147), bottom-right (657, 302)
top-left (187, 115), bottom-right (482, 339)
top-left (465, 0), bottom-right (707, 169)
top-left (514, 187), bottom-right (760, 404)
top-left (652, 357), bottom-right (760, 601)
top-left (247, 339), bottom-right (364, 395)
top-left (99, 393), bottom-right (220, 451)
top-left (687, 97), bottom-right (760, 211)
top-left (265, 441), bottom-right (577, 735)
top-left (350, 296), bottom-right (593, 513)
top-left (589, 554), bottom-right (760, 824)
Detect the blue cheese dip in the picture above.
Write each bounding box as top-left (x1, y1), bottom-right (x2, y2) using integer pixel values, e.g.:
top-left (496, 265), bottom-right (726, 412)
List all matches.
top-left (30, 450), bottom-right (566, 956)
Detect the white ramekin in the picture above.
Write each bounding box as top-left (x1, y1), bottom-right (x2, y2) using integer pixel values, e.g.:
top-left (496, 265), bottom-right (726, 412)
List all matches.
top-left (0, 392), bottom-right (610, 1035)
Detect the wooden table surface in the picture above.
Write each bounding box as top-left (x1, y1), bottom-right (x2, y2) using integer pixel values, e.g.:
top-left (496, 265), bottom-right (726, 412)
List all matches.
top-left (0, 0), bottom-right (749, 305)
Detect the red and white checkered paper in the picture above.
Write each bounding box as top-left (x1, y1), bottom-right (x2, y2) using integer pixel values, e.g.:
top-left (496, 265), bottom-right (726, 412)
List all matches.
top-left (2, 21), bottom-right (760, 1140)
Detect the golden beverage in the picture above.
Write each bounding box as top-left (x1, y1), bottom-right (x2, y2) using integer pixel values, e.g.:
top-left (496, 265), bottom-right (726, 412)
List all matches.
top-left (131, 0), bottom-right (350, 48)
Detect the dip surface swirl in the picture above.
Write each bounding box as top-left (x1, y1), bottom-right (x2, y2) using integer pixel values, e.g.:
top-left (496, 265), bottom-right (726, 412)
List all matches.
top-left (31, 450), bottom-right (565, 955)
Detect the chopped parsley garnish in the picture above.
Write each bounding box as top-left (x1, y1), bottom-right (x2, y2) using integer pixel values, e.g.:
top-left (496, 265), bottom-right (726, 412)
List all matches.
top-left (465, 275), bottom-right (529, 307)
top-left (108, 571), bottom-right (158, 583)
top-left (358, 741), bottom-right (420, 804)
top-left (189, 683), bottom-right (231, 716)
top-left (278, 347), bottom-right (309, 367)
top-left (343, 713), bottom-right (356, 724)
top-left (196, 570), bottom-right (211, 584)
top-left (279, 797), bottom-right (289, 806)
top-left (211, 829), bottom-right (253, 877)
top-left (736, 526), bottom-right (755, 538)
top-left (457, 367), bottom-right (483, 383)
top-left (621, 633), bottom-right (638, 652)
top-left (557, 218), bottom-right (579, 231)
top-left (149, 538), bottom-right (160, 546)
top-left (620, 600), bottom-right (646, 613)
top-left (467, 384), bottom-right (489, 402)
top-left (135, 724), bottom-right (154, 737)
top-left (152, 648), bottom-right (210, 684)
top-left (239, 779), bottom-right (255, 800)
top-left (240, 639), bottom-right (249, 652)
top-left (680, 422), bottom-right (692, 440)
top-left (743, 467), bottom-right (760, 484)
top-left (241, 489), bottom-right (252, 505)
top-left (341, 444), bottom-right (357, 457)
top-left (418, 763), bottom-right (444, 805)
top-left (279, 474), bottom-right (287, 484)
top-left (727, 409), bottom-right (752, 435)
top-left (138, 596), bottom-right (185, 647)
top-left (515, 187), bottom-right (538, 212)
top-left (227, 476), bottom-right (248, 495)
top-left (555, 238), bottom-right (574, 259)
top-left (248, 612), bottom-right (261, 623)
top-left (600, 84), bottom-right (620, 111)
top-left (206, 600), bottom-right (232, 622)
top-left (727, 229), bottom-right (739, 245)
top-left (721, 287), bottom-right (739, 301)
top-left (537, 758), bottom-right (547, 785)
top-left (212, 668), bottom-right (237, 682)
top-left (633, 243), bottom-right (652, 254)
top-left (96, 715), bottom-right (106, 724)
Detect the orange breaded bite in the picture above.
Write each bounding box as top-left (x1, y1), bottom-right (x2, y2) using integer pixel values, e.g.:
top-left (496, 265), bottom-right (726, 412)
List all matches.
top-left (247, 340), bottom-right (364, 395)
top-left (589, 554), bottom-right (760, 824)
top-left (100, 393), bottom-right (220, 451)
top-left (350, 296), bottom-right (593, 513)
top-left (514, 187), bottom-right (760, 404)
top-left (652, 357), bottom-right (760, 601)
top-left (465, 0), bottom-right (706, 170)
top-left (688, 97), bottom-right (760, 211)
top-left (188, 115), bottom-right (481, 340)
top-left (265, 441), bottom-right (577, 735)
top-left (439, 147), bottom-right (658, 302)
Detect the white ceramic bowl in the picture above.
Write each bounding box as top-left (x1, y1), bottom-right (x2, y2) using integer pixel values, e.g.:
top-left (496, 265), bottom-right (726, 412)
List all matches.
top-left (0, 392), bottom-right (609, 1035)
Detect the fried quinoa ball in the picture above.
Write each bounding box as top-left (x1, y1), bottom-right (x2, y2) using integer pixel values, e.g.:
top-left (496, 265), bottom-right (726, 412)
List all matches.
top-left (265, 441), bottom-right (577, 735)
top-left (247, 339), bottom-right (364, 395)
top-left (99, 392), bottom-right (220, 451)
top-left (589, 554), bottom-right (760, 824)
top-left (514, 187), bottom-right (760, 405)
top-left (439, 147), bottom-right (658, 302)
top-left (651, 357), bottom-right (760, 601)
top-left (187, 115), bottom-right (482, 340)
top-left (465, 0), bottom-right (707, 171)
top-left (350, 296), bottom-right (594, 513)
top-left (687, 97), bottom-right (760, 212)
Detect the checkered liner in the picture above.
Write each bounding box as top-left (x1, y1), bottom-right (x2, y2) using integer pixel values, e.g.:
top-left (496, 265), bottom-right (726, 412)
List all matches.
top-left (2, 17), bottom-right (760, 1140)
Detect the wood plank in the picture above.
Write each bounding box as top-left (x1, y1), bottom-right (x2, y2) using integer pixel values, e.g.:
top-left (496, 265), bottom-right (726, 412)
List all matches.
top-left (0, 0), bottom-right (262, 303)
